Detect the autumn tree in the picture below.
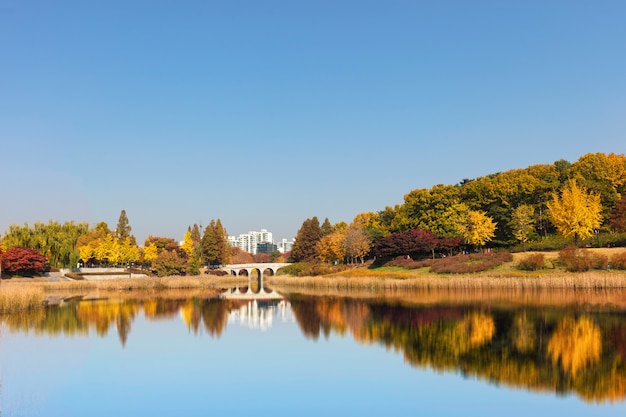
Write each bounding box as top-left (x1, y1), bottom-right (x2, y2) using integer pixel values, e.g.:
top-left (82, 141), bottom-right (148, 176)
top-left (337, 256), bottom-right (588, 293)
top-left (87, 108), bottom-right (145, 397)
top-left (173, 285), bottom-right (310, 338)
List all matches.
top-left (1, 247), bottom-right (47, 276)
top-left (547, 179), bottom-right (602, 245)
top-left (214, 219), bottom-right (231, 265)
top-left (144, 235), bottom-right (179, 254)
top-left (317, 228), bottom-right (346, 264)
top-left (115, 209), bottom-right (134, 244)
top-left (459, 210), bottom-right (496, 249)
top-left (609, 194), bottom-right (626, 233)
top-left (343, 223), bottom-right (372, 264)
top-left (152, 250), bottom-right (188, 277)
top-left (181, 229), bottom-right (195, 258)
top-left (201, 219), bottom-right (230, 266)
top-left (510, 205), bottom-right (536, 251)
top-left (320, 218), bottom-right (333, 236)
top-left (289, 217), bottom-right (323, 262)
top-left (142, 243), bottom-right (158, 265)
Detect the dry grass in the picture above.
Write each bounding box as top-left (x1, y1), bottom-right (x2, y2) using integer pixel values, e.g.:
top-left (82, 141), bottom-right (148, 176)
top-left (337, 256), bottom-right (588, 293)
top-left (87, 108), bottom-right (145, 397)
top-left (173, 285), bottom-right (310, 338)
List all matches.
top-left (268, 270), bottom-right (626, 290)
top-left (0, 284), bottom-right (46, 313)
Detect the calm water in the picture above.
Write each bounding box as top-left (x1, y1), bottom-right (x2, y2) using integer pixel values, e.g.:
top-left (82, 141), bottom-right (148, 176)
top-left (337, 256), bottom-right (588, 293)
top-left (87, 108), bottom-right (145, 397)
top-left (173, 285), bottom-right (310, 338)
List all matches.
top-left (1, 288), bottom-right (626, 417)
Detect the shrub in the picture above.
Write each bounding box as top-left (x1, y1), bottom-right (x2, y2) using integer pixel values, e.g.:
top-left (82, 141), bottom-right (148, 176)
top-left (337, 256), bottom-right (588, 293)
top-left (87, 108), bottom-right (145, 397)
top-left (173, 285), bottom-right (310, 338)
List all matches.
top-left (610, 252), bottom-right (626, 270)
top-left (430, 252), bottom-right (513, 274)
top-left (276, 263), bottom-right (307, 276)
top-left (557, 246), bottom-right (608, 272)
top-left (385, 256), bottom-right (434, 270)
top-left (517, 254), bottom-right (545, 271)
top-left (152, 251), bottom-right (188, 277)
top-left (1, 247), bottom-right (47, 276)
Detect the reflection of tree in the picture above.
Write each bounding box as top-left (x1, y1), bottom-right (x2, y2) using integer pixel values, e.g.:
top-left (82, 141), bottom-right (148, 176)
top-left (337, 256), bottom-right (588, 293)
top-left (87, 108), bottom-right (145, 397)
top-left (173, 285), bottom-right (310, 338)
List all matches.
top-left (287, 294), bottom-right (626, 403)
top-left (201, 300), bottom-right (228, 337)
top-left (548, 316), bottom-right (601, 376)
top-left (511, 312), bottom-right (535, 353)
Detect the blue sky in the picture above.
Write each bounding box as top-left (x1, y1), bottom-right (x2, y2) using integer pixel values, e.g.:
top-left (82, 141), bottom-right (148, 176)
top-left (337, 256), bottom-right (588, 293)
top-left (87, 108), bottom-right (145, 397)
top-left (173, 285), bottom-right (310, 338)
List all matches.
top-left (1, 0), bottom-right (625, 243)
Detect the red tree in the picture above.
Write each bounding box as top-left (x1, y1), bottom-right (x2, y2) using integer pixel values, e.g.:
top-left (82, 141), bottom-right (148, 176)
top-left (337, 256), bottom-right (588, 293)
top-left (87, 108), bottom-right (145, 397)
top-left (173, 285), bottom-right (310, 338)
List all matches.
top-left (1, 247), bottom-right (47, 276)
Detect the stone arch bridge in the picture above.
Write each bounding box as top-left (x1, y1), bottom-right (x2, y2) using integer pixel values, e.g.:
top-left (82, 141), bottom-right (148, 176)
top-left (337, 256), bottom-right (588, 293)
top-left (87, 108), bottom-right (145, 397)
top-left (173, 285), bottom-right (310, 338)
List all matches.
top-left (221, 263), bottom-right (291, 279)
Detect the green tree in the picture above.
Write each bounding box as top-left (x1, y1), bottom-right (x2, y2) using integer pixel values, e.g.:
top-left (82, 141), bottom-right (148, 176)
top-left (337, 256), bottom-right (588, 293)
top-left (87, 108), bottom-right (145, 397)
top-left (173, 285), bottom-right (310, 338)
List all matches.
top-left (547, 179), bottom-right (602, 245)
top-left (510, 205), bottom-right (536, 251)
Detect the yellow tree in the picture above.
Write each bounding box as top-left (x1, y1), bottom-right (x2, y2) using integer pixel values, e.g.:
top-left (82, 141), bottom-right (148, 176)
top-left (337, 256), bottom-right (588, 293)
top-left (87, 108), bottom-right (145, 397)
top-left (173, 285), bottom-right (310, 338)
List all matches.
top-left (317, 230), bottom-right (346, 264)
top-left (547, 179), bottom-right (602, 245)
top-left (142, 242), bottom-right (158, 265)
top-left (181, 229), bottom-right (195, 258)
top-left (459, 210), bottom-right (496, 249)
top-left (119, 237), bottom-right (140, 264)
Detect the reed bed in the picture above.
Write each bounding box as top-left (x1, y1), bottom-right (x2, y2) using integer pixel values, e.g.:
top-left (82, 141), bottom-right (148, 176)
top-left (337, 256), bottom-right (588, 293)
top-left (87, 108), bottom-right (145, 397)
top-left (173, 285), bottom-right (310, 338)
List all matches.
top-left (268, 271), bottom-right (626, 290)
top-left (0, 284), bottom-right (47, 313)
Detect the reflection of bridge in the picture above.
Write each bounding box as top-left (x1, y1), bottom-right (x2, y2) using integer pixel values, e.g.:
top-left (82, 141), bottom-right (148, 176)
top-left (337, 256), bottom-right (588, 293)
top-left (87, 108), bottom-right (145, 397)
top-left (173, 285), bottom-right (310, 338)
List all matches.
top-left (219, 287), bottom-right (284, 300)
top-left (221, 263), bottom-right (291, 278)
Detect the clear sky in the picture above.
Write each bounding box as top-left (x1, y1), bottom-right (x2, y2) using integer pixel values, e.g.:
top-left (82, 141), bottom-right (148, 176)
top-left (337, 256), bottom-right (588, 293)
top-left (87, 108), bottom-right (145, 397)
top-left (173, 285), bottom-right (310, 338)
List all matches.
top-left (1, 0), bottom-right (625, 244)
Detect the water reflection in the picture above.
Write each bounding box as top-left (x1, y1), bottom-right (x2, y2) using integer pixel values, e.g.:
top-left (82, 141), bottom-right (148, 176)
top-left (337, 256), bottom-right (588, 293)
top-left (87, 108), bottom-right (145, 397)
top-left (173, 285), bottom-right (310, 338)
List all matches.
top-left (2, 288), bottom-right (626, 403)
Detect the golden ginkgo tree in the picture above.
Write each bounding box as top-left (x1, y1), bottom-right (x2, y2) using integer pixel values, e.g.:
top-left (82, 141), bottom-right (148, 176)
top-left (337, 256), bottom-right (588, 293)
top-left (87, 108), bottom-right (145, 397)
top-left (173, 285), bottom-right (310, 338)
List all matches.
top-left (459, 210), bottom-right (496, 249)
top-left (547, 179), bottom-right (602, 245)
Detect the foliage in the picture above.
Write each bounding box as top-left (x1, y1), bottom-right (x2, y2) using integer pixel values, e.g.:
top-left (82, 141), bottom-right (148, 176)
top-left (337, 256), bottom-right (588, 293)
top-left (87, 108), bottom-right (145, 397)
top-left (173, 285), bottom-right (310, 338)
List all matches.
top-left (317, 230), bottom-right (346, 264)
top-left (152, 250), bottom-right (188, 277)
top-left (459, 210), bottom-right (496, 248)
top-left (610, 194), bottom-right (626, 232)
top-left (373, 229), bottom-right (460, 259)
top-left (557, 246), bottom-right (608, 272)
top-left (510, 205), bottom-right (536, 251)
top-left (609, 251), bottom-right (626, 270)
top-left (429, 252), bottom-right (513, 274)
top-left (230, 247), bottom-right (254, 264)
top-left (547, 179), bottom-right (602, 245)
top-left (144, 235), bottom-right (179, 254)
top-left (115, 209), bottom-right (134, 243)
top-left (1, 247), bottom-right (47, 276)
top-left (343, 224), bottom-right (372, 264)
top-left (181, 229), bottom-right (195, 257)
top-left (143, 243), bottom-right (159, 264)
top-left (516, 253), bottom-right (545, 271)
top-left (201, 219), bottom-right (230, 266)
top-left (289, 217), bottom-right (323, 262)
top-left (2, 221), bottom-right (89, 268)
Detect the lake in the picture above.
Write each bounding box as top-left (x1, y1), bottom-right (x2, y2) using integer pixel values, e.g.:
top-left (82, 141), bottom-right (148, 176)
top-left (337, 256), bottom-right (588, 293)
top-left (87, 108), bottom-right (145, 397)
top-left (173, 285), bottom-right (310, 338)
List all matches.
top-left (1, 287), bottom-right (626, 416)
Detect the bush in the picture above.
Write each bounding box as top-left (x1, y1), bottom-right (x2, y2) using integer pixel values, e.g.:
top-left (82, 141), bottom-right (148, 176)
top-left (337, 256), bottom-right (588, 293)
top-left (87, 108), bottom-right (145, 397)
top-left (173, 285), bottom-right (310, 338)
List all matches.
top-left (557, 246), bottom-right (608, 272)
top-left (1, 247), bottom-right (47, 277)
top-left (385, 256), bottom-right (434, 270)
top-left (517, 254), bottom-right (545, 271)
top-left (152, 251), bottom-right (188, 277)
top-left (610, 252), bottom-right (626, 270)
top-left (429, 252), bottom-right (513, 274)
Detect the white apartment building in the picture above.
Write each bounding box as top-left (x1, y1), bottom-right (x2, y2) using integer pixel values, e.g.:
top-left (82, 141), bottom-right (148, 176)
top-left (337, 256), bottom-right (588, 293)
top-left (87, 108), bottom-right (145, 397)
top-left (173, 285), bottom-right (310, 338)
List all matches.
top-left (228, 229), bottom-right (274, 254)
top-left (277, 238), bottom-right (294, 254)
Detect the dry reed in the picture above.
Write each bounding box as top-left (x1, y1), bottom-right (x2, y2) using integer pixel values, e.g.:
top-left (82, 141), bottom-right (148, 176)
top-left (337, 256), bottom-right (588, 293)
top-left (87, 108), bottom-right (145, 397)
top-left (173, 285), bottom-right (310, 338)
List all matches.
top-left (0, 284), bottom-right (46, 313)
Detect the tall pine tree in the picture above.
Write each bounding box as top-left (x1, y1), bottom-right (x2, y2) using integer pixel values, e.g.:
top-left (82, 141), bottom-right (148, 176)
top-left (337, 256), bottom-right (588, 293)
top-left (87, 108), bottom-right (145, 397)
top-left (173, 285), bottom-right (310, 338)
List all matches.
top-left (289, 216), bottom-right (323, 262)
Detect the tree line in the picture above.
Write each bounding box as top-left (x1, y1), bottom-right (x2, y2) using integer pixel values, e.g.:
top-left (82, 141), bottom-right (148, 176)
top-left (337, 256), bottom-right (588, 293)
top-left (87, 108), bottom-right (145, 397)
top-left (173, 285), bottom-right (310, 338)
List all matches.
top-left (289, 152), bottom-right (626, 263)
top-left (0, 210), bottom-right (236, 277)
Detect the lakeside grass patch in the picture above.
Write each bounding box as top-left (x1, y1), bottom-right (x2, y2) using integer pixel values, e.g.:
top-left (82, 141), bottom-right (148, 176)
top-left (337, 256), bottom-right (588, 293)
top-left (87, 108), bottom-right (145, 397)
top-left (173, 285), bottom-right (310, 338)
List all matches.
top-left (0, 284), bottom-right (46, 313)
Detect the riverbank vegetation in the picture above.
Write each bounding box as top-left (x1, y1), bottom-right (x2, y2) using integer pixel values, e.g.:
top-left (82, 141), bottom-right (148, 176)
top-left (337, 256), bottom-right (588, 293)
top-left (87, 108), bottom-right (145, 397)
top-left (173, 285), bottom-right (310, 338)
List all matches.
top-left (2, 152), bottom-right (626, 285)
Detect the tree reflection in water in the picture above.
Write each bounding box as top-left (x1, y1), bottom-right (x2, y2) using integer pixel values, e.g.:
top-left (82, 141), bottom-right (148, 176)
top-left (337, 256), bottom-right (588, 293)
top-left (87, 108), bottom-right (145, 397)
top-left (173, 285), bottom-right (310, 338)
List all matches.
top-left (2, 290), bottom-right (626, 403)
